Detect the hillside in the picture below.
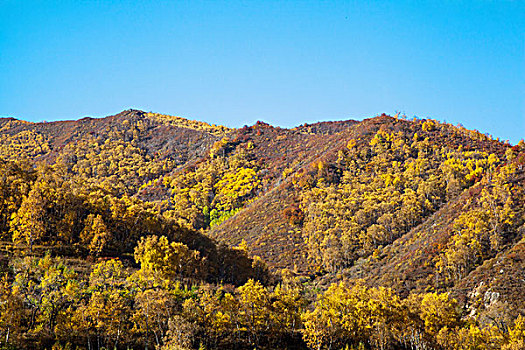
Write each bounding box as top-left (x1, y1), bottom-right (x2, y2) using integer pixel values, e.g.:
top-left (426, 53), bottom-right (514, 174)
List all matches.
top-left (0, 109), bottom-right (523, 350)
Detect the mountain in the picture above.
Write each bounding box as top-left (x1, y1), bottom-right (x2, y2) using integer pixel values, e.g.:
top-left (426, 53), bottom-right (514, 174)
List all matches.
top-left (0, 109), bottom-right (523, 350)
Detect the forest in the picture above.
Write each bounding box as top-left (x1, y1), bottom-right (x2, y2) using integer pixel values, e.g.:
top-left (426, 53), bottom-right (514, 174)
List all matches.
top-left (0, 110), bottom-right (523, 349)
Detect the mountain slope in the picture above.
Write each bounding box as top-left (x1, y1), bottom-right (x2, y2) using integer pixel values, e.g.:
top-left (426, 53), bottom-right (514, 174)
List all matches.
top-left (0, 109), bottom-right (523, 349)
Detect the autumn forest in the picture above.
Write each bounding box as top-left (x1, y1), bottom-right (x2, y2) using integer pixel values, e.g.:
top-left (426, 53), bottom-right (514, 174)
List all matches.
top-left (0, 110), bottom-right (523, 350)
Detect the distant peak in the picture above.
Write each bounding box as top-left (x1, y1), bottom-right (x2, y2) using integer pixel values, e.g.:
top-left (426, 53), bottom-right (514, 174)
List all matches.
top-left (116, 109), bottom-right (147, 117)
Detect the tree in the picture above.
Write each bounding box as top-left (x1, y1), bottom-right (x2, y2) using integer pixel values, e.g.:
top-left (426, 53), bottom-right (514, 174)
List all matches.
top-left (11, 254), bottom-right (78, 341)
top-left (237, 279), bottom-right (271, 346)
top-left (503, 316), bottom-right (525, 350)
top-left (302, 281), bottom-right (405, 350)
top-left (134, 235), bottom-right (202, 280)
top-left (128, 267), bottom-right (193, 349)
top-left (159, 315), bottom-right (195, 350)
top-left (10, 187), bottom-right (46, 252)
top-left (420, 292), bottom-right (460, 337)
top-left (0, 274), bottom-right (23, 348)
top-left (78, 259), bottom-right (132, 349)
top-left (80, 214), bottom-right (110, 256)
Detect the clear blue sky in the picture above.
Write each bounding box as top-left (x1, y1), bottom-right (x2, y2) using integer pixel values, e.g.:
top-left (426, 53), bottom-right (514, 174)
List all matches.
top-left (0, 1), bottom-right (523, 143)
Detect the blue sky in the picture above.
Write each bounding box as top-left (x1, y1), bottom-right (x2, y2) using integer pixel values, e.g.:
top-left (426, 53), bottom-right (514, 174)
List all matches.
top-left (0, 1), bottom-right (523, 143)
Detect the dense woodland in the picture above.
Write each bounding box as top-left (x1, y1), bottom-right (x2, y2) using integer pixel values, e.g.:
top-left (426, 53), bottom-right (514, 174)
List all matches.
top-left (0, 110), bottom-right (523, 349)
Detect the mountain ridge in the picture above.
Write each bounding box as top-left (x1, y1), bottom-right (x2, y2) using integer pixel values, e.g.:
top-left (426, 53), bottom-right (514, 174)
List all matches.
top-left (0, 109), bottom-right (523, 349)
